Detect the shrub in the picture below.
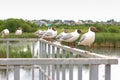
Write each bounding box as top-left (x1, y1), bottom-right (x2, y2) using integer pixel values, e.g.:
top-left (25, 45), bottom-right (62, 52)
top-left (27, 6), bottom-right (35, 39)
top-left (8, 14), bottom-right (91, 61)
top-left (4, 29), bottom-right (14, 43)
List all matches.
top-left (108, 26), bottom-right (120, 33)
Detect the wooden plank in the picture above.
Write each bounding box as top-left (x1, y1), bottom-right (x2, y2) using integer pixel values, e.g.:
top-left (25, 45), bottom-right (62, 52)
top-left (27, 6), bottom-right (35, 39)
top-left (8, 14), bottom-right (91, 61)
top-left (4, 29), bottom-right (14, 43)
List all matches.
top-left (32, 41), bottom-right (35, 80)
top-left (0, 38), bottom-right (38, 41)
top-left (78, 64), bottom-right (82, 80)
top-left (89, 64), bottom-right (98, 80)
top-left (105, 64), bottom-right (111, 80)
top-left (32, 65), bottom-right (34, 80)
top-left (0, 58), bottom-right (118, 65)
top-left (44, 43), bottom-right (47, 58)
top-left (6, 40), bottom-right (9, 80)
top-left (56, 48), bottom-right (60, 80)
top-left (48, 44), bottom-right (51, 79)
top-left (14, 65), bottom-right (20, 80)
top-left (42, 42), bottom-right (46, 58)
top-left (39, 66), bottom-right (41, 80)
top-left (62, 49), bottom-right (66, 80)
top-left (0, 38), bottom-right (113, 58)
top-left (39, 41), bottom-right (41, 58)
top-left (69, 52), bottom-right (73, 80)
top-left (39, 39), bottom-right (110, 58)
top-left (6, 40), bottom-right (9, 58)
top-left (52, 46), bottom-right (55, 80)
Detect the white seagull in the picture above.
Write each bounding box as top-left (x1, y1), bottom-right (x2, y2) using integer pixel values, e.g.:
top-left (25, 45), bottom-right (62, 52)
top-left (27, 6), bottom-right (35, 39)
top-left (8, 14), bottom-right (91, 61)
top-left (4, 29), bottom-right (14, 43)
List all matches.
top-left (56, 29), bottom-right (68, 41)
top-left (60, 29), bottom-right (81, 48)
top-left (1, 29), bottom-right (9, 38)
top-left (34, 30), bottom-right (42, 37)
top-left (42, 27), bottom-right (57, 41)
top-left (15, 27), bottom-right (22, 36)
top-left (78, 26), bottom-right (98, 52)
top-left (34, 27), bottom-right (51, 38)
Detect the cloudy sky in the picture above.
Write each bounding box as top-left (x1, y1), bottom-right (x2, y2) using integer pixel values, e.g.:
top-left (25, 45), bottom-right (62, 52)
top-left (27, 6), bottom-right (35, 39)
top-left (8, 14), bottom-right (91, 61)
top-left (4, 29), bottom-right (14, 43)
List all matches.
top-left (0, 0), bottom-right (120, 21)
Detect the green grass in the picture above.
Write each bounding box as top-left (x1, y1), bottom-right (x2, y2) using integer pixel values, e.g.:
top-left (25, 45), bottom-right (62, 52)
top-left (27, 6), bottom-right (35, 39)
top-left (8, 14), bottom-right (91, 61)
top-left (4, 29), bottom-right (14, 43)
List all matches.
top-left (95, 32), bottom-right (120, 48)
top-left (0, 44), bottom-right (32, 58)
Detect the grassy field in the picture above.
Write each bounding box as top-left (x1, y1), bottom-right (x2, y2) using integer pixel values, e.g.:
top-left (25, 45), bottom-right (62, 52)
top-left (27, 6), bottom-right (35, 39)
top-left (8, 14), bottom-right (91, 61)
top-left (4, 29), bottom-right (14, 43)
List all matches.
top-left (0, 43), bottom-right (32, 58)
top-left (95, 32), bottom-right (120, 48)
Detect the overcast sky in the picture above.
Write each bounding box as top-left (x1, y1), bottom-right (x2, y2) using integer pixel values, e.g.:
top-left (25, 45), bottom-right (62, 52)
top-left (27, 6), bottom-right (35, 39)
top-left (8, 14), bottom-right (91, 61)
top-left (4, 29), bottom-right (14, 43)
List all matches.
top-left (0, 0), bottom-right (120, 21)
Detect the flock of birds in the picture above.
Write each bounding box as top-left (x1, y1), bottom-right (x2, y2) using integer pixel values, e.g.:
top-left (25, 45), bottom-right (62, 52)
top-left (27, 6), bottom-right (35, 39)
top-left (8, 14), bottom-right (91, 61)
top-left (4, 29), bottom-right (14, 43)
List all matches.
top-left (35, 26), bottom-right (98, 53)
top-left (1, 27), bottom-right (22, 38)
top-left (0, 26), bottom-right (98, 53)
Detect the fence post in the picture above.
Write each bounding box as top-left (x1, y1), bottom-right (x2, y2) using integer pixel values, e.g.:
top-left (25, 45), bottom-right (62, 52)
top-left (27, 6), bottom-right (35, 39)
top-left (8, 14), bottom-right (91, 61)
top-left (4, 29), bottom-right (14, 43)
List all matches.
top-left (69, 52), bottom-right (73, 80)
top-left (62, 49), bottom-right (66, 80)
top-left (6, 39), bottom-right (9, 80)
top-left (52, 46), bottom-right (55, 80)
top-left (78, 64), bottom-right (82, 80)
top-left (14, 65), bottom-right (20, 80)
top-left (56, 48), bottom-right (60, 80)
top-left (105, 64), bottom-right (111, 80)
top-left (32, 41), bottom-right (35, 80)
top-left (89, 64), bottom-right (98, 80)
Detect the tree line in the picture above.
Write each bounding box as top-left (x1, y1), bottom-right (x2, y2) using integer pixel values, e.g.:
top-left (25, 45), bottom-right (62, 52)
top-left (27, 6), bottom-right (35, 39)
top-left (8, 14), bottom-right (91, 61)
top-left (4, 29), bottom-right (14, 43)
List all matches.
top-left (0, 18), bottom-right (39, 32)
top-left (0, 18), bottom-right (120, 33)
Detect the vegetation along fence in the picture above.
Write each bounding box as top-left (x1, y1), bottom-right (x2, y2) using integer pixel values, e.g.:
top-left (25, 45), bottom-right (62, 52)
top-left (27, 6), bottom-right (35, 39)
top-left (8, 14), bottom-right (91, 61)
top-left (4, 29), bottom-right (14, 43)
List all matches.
top-left (0, 38), bottom-right (118, 80)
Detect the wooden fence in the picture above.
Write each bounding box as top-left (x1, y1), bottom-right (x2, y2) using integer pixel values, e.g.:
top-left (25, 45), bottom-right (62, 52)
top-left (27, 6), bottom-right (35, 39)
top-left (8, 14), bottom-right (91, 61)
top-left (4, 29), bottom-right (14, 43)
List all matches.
top-left (0, 38), bottom-right (118, 80)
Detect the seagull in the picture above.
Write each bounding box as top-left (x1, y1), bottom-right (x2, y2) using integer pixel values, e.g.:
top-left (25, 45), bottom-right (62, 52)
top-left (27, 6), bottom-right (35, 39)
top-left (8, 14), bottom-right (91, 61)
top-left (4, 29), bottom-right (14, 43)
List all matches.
top-left (34, 30), bottom-right (42, 37)
top-left (60, 29), bottom-right (81, 48)
top-left (78, 26), bottom-right (98, 52)
top-left (34, 27), bottom-right (51, 38)
top-left (15, 27), bottom-right (22, 36)
top-left (1, 29), bottom-right (9, 38)
top-left (56, 28), bottom-right (68, 41)
top-left (42, 27), bottom-right (57, 41)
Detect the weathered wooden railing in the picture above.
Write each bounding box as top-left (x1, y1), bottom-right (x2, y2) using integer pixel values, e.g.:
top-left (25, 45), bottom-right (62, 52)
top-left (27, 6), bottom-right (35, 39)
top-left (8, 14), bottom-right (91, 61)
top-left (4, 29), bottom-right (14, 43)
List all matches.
top-left (0, 38), bottom-right (118, 80)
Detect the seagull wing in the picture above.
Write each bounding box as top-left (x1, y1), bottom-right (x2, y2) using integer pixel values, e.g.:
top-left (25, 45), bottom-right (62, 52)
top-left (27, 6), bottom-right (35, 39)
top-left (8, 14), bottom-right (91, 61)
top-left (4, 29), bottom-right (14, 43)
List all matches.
top-left (45, 32), bottom-right (52, 36)
top-left (79, 34), bottom-right (87, 43)
top-left (56, 34), bottom-right (63, 39)
top-left (62, 33), bottom-right (73, 40)
top-left (56, 32), bottom-right (64, 39)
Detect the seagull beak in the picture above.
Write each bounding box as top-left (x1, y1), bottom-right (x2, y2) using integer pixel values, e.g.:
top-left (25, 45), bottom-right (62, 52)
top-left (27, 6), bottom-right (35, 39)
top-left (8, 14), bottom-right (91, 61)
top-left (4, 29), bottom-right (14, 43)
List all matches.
top-left (80, 31), bottom-right (84, 34)
top-left (95, 29), bottom-right (99, 32)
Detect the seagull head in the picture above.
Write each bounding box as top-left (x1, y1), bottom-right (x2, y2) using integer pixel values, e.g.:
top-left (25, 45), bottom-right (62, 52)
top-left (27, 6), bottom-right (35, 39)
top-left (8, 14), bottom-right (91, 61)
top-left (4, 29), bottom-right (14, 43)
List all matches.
top-left (89, 26), bottom-right (98, 32)
top-left (77, 29), bottom-right (82, 34)
top-left (64, 28), bottom-right (69, 33)
top-left (52, 27), bottom-right (57, 31)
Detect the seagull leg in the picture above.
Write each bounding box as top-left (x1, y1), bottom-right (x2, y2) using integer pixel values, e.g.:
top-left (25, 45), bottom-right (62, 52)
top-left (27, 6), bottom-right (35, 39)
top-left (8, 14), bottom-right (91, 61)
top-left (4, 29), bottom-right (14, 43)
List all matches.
top-left (70, 42), bottom-right (74, 48)
top-left (68, 42), bottom-right (71, 47)
top-left (67, 42), bottom-right (69, 46)
top-left (84, 46), bottom-right (87, 54)
top-left (71, 42), bottom-right (73, 48)
top-left (89, 45), bottom-right (93, 53)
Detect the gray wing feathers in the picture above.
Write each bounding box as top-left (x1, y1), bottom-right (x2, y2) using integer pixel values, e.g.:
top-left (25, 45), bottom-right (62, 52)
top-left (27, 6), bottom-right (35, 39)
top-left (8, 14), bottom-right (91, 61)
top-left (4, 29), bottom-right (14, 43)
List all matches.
top-left (79, 35), bottom-right (86, 42)
top-left (44, 32), bottom-right (52, 36)
top-left (62, 34), bottom-right (73, 40)
top-left (56, 34), bottom-right (63, 39)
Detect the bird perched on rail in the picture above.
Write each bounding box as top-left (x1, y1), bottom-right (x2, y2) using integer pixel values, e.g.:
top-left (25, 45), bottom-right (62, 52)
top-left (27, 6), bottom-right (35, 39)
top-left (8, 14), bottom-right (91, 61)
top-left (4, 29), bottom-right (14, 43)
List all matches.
top-left (78, 26), bottom-right (98, 53)
top-left (59, 29), bottom-right (81, 48)
top-left (15, 27), bottom-right (22, 36)
top-left (1, 29), bottom-right (9, 38)
top-left (34, 30), bottom-right (42, 37)
top-left (42, 27), bottom-right (57, 41)
top-left (56, 28), bottom-right (69, 41)
top-left (34, 28), bottom-right (50, 38)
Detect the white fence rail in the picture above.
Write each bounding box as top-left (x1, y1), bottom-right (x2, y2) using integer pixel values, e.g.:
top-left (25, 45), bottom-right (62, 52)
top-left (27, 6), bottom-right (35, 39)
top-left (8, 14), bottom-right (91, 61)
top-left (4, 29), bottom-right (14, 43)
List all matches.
top-left (0, 38), bottom-right (118, 80)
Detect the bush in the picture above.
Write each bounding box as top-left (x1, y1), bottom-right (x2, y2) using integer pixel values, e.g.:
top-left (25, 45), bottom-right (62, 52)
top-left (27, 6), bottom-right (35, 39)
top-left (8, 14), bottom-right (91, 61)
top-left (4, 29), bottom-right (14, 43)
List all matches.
top-left (108, 26), bottom-right (120, 33)
top-left (0, 18), bottom-right (38, 32)
top-left (96, 26), bottom-right (108, 32)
